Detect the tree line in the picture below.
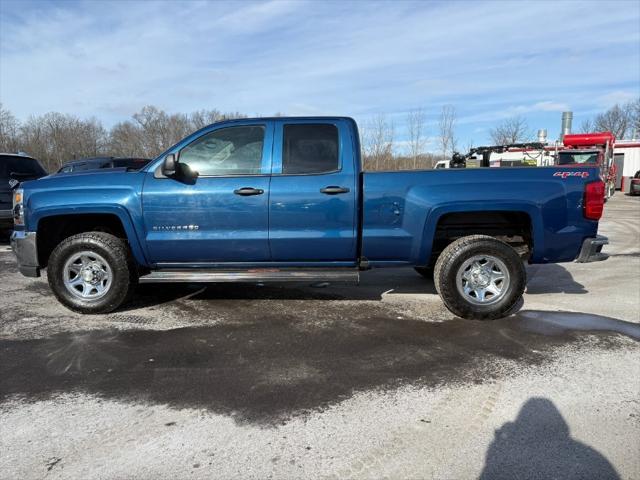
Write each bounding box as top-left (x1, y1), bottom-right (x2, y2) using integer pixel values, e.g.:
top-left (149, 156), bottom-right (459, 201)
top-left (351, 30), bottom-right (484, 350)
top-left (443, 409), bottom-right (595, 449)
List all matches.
top-left (0, 102), bottom-right (455, 172)
top-left (0, 104), bottom-right (245, 172)
top-left (1, 99), bottom-right (638, 173)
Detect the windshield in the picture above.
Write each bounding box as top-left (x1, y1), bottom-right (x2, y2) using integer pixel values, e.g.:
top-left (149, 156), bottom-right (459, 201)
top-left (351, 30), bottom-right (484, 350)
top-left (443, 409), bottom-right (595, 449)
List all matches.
top-left (0, 155), bottom-right (47, 178)
top-left (557, 151), bottom-right (599, 165)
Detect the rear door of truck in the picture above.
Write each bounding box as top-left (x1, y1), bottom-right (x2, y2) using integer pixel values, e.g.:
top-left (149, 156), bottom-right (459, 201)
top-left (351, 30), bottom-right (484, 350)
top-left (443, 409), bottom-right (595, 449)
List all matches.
top-left (268, 119), bottom-right (358, 263)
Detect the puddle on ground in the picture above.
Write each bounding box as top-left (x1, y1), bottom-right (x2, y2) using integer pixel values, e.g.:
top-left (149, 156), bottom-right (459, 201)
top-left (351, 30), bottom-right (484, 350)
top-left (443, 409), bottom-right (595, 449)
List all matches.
top-left (0, 310), bottom-right (637, 425)
top-left (515, 311), bottom-right (640, 340)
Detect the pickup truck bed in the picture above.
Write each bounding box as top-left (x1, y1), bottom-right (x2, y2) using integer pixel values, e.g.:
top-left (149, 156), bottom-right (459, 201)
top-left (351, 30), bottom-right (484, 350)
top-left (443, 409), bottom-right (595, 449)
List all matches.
top-left (362, 167), bottom-right (598, 265)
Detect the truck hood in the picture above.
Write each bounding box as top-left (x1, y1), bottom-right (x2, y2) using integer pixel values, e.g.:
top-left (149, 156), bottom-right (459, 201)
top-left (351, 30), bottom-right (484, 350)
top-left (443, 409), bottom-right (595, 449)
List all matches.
top-left (21, 168), bottom-right (140, 190)
top-left (20, 168), bottom-right (148, 233)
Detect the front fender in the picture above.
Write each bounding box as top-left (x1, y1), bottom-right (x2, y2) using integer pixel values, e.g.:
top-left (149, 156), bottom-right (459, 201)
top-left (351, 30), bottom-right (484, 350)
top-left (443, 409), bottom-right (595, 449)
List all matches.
top-left (29, 204), bottom-right (149, 267)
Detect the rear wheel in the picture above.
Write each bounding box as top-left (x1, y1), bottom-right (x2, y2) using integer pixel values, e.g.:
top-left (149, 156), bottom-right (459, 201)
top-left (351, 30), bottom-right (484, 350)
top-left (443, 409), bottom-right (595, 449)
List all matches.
top-left (47, 232), bottom-right (136, 314)
top-left (433, 235), bottom-right (525, 320)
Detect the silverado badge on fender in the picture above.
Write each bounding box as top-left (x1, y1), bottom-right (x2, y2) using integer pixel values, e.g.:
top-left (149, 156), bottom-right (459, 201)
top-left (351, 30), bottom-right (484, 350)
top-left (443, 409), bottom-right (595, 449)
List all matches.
top-left (152, 225), bottom-right (200, 231)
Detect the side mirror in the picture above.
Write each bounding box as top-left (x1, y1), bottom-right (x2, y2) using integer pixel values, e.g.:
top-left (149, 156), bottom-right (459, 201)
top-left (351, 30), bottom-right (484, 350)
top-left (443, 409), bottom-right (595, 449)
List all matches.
top-left (180, 162), bottom-right (199, 179)
top-left (161, 154), bottom-right (177, 177)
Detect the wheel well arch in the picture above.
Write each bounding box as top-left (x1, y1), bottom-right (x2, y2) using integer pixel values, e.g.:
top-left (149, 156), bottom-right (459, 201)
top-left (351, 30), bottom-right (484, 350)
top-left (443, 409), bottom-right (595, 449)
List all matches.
top-left (36, 213), bottom-right (128, 267)
top-left (424, 210), bottom-right (533, 267)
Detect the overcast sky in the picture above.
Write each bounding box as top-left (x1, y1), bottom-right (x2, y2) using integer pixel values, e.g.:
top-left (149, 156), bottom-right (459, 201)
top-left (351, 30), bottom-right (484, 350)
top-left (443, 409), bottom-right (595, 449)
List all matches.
top-left (1, 0), bottom-right (639, 149)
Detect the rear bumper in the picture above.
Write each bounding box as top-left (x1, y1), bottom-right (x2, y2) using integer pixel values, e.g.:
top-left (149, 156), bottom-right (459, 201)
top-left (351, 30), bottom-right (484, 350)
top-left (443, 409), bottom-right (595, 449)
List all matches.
top-left (575, 235), bottom-right (608, 263)
top-left (10, 230), bottom-right (40, 277)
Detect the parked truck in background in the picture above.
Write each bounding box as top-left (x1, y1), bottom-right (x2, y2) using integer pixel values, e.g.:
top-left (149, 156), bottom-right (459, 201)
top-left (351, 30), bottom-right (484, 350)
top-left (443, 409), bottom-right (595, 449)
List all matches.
top-left (558, 132), bottom-right (617, 199)
top-left (56, 157), bottom-right (152, 174)
top-left (1, 153), bottom-right (47, 233)
top-left (11, 117), bottom-right (609, 319)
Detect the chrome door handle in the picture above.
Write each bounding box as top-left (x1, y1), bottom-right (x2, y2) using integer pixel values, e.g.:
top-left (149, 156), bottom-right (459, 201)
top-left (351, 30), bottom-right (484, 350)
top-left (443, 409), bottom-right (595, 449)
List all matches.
top-left (320, 186), bottom-right (350, 195)
top-left (234, 187), bottom-right (264, 196)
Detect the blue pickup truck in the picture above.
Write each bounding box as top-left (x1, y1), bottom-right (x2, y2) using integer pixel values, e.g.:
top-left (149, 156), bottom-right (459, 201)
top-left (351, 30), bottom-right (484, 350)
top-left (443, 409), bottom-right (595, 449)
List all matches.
top-left (10, 117), bottom-right (608, 319)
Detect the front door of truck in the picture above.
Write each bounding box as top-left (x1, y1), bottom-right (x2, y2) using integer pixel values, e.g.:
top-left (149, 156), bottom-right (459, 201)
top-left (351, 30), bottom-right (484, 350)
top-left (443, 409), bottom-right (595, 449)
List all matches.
top-left (141, 121), bottom-right (273, 265)
top-left (268, 120), bottom-right (358, 263)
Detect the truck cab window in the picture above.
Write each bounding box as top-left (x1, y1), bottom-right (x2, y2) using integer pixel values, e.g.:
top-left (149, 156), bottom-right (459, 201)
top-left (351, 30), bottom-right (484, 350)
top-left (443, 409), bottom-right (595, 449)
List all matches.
top-left (282, 124), bottom-right (339, 174)
top-left (179, 125), bottom-right (265, 176)
top-left (557, 151), bottom-right (599, 165)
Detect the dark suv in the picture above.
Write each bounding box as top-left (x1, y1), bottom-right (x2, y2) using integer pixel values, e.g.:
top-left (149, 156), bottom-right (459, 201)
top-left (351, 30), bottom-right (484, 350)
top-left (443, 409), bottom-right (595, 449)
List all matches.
top-left (1, 153), bottom-right (47, 230)
top-left (57, 157), bottom-right (151, 174)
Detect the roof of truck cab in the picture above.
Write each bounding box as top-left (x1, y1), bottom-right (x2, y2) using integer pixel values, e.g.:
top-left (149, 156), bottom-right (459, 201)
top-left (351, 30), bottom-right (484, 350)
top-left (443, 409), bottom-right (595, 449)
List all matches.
top-left (213, 116), bottom-right (356, 123)
top-left (185, 116), bottom-right (359, 140)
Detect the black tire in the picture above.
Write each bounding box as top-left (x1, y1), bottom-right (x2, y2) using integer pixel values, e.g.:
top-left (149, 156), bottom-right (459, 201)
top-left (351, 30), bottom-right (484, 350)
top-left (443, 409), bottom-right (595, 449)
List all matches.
top-left (414, 266), bottom-right (434, 280)
top-left (47, 232), bottom-right (136, 314)
top-left (433, 235), bottom-right (525, 320)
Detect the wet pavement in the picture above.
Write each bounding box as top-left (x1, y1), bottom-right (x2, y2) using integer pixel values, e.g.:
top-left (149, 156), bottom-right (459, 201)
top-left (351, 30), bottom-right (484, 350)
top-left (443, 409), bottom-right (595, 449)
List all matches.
top-left (1, 194), bottom-right (639, 479)
top-left (2, 311), bottom-right (637, 426)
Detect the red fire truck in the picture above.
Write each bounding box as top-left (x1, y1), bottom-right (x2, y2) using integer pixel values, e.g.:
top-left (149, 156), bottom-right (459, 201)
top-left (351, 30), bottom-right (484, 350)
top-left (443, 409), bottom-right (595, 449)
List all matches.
top-left (558, 132), bottom-right (616, 199)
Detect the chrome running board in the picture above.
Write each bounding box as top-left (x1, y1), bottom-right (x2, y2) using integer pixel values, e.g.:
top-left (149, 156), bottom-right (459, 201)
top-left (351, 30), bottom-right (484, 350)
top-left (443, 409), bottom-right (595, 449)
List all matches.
top-left (139, 268), bottom-right (359, 284)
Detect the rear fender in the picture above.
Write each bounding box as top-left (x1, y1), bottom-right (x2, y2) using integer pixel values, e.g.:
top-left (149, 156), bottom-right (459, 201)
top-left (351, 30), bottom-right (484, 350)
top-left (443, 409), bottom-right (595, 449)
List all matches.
top-left (418, 202), bottom-right (543, 264)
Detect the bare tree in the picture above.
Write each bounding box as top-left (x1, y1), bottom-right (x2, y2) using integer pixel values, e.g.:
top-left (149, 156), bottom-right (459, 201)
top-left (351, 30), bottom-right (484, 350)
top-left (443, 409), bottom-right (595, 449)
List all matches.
top-left (594, 104), bottom-right (628, 139)
top-left (625, 98), bottom-right (640, 139)
top-left (363, 114), bottom-right (394, 170)
top-left (580, 119), bottom-right (594, 133)
top-left (451, 135), bottom-right (459, 156)
top-left (438, 105), bottom-right (456, 160)
top-left (189, 109), bottom-right (224, 131)
top-left (406, 108), bottom-right (426, 169)
top-left (189, 109), bottom-right (246, 130)
top-left (131, 105), bottom-right (191, 157)
top-left (18, 112), bottom-right (106, 171)
top-left (0, 103), bottom-right (21, 152)
top-left (108, 120), bottom-right (145, 157)
top-left (489, 116), bottom-right (531, 145)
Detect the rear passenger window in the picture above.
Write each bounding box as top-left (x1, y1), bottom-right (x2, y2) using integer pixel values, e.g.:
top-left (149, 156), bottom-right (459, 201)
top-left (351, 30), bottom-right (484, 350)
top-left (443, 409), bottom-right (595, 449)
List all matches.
top-left (282, 124), bottom-right (339, 174)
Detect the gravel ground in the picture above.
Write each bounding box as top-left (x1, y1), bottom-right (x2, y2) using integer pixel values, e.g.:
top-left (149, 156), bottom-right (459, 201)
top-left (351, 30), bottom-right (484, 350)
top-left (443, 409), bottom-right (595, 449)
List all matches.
top-left (1, 193), bottom-right (639, 480)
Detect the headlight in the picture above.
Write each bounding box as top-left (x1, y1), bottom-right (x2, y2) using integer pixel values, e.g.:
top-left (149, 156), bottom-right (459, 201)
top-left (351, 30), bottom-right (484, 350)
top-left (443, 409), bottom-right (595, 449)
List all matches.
top-left (12, 188), bottom-right (24, 226)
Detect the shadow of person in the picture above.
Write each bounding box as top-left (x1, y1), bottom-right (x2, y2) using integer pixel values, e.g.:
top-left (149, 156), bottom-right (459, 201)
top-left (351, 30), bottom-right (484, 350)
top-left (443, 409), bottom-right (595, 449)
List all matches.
top-left (479, 397), bottom-right (619, 480)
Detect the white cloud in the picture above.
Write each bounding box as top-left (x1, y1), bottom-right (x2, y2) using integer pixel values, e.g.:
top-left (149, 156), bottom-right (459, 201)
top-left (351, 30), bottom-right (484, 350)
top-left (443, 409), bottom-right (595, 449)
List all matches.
top-left (595, 91), bottom-right (639, 108)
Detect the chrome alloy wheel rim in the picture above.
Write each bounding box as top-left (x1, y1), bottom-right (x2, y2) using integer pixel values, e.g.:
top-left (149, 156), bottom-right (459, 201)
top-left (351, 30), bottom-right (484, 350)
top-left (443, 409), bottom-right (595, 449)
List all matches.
top-left (456, 254), bottom-right (510, 305)
top-left (63, 251), bottom-right (113, 300)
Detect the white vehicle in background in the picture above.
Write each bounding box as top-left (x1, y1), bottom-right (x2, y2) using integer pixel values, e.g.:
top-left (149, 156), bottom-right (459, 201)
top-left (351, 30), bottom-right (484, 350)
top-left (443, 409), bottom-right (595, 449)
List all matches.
top-left (613, 140), bottom-right (640, 193)
top-left (434, 160), bottom-right (450, 169)
top-left (487, 146), bottom-right (555, 167)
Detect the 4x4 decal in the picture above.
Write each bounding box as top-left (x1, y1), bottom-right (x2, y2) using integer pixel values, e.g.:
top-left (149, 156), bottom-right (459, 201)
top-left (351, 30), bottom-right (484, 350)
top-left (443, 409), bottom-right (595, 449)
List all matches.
top-left (553, 171), bottom-right (590, 179)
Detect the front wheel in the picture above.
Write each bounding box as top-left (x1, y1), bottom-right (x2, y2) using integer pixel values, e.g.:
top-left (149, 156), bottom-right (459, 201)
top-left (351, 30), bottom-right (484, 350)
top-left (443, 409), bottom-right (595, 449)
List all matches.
top-left (433, 235), bottom-right (526, 320)
top-left (47, 232), bottom-right (136, 314)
